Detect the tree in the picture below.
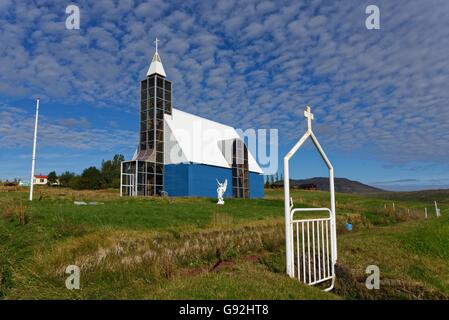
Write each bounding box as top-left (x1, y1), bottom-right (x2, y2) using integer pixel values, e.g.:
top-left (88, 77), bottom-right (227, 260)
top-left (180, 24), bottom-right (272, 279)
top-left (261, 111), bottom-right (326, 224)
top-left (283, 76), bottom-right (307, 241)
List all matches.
top-left (264, 175), bottom-right (270, 188)
top-left (57, 154), bottom-right (125, 190)
top-left (68, 175), bottom-right (82, 190)
top-left (101, 154), bottom-right (124, 188)
top-left (59, 171), bottom-right (76, 187)
top-left (80, 167), bottom-right (102, 190)
top-left (47, 171), bottom-right (58, 186)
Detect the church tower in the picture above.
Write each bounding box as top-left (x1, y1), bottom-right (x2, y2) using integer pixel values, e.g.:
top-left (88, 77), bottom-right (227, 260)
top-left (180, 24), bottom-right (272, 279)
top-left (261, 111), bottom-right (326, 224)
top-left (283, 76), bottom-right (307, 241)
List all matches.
top-left (135, 38), bottom-right (172, 195)
top-left (121, 39), bottom-right (172, 196)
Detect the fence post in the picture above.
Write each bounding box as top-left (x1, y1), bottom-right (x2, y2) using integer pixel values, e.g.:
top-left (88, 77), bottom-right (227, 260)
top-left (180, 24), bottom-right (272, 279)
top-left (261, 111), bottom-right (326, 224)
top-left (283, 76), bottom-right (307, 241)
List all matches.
top-left (434, 201), bottom-right (440, 217)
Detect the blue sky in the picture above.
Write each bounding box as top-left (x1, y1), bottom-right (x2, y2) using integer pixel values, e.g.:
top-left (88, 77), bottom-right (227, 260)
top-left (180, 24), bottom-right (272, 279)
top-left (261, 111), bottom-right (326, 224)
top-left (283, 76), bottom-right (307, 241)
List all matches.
top-left (1, 0), bottom-right (449, 191)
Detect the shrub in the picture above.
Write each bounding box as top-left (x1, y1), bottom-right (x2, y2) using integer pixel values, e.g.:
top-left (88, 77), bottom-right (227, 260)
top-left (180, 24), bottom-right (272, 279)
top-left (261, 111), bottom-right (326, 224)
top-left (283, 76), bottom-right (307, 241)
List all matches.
top-left (68, 175), bottom-right (82, 190)
top-left (59, 171), bottom-right (76, 187)
top-left (80, 167), bottom-right (102, 190)
top-left (101, 154), bottom-right (124, 188)
top-left (47, 171), bottom-right (58, 186)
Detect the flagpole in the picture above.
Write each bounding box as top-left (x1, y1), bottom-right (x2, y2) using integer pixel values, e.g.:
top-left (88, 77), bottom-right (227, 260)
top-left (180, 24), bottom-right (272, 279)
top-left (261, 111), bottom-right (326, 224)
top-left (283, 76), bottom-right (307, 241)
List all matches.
top-left (29, 98), bottom-right (40, 201)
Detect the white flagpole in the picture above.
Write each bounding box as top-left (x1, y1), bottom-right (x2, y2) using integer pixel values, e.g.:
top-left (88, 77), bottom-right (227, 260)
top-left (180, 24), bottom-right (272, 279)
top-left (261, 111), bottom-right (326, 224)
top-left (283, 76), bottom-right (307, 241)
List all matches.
top-left (29, 98), bottom-right (40, 201)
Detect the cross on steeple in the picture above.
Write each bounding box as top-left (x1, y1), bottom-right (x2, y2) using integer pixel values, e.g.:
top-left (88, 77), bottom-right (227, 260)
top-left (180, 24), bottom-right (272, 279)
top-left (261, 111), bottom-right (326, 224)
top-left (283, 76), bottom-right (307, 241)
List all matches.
top-left (147, 37), bottom-right (166, 77)
top-left (154, 38), bottom-right (160, 53)
top-left (304, 106), bottom-right (314, 130)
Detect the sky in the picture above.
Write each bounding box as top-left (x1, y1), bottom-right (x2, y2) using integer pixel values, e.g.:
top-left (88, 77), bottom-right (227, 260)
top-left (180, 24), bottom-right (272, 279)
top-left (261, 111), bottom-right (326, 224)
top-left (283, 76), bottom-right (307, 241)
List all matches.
top-left (0, 0), bottom-right (449, 191)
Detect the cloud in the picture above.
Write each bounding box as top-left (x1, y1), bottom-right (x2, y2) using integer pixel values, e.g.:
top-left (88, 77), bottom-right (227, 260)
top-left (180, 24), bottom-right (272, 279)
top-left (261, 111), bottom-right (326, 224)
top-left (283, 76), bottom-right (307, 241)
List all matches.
top-left (60, 117), bottom-right (90, 129)
top-left (372, 179), bottom-right (419, 185)
top-left (0, 104), bottom-right (135, 151)
top-left (0, 0), bottom-right (448, 169)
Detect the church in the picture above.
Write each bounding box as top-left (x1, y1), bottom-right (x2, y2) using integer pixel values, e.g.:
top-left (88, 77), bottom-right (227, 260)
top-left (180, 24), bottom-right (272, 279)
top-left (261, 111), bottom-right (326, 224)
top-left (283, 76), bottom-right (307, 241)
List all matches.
top-left (120, 41), bottom-right (264, 199)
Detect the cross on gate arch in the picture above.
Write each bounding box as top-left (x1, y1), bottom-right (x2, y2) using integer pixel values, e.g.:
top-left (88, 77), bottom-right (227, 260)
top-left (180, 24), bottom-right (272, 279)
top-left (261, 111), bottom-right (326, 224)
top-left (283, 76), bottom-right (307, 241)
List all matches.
top-left (283, 106), bottom-right (337, 291)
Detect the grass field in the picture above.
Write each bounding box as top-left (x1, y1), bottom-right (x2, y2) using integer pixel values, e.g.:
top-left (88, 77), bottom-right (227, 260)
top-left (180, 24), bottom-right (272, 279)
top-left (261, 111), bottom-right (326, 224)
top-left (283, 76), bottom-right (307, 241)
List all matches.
top-left (1, 186), bottom-right (448, 299)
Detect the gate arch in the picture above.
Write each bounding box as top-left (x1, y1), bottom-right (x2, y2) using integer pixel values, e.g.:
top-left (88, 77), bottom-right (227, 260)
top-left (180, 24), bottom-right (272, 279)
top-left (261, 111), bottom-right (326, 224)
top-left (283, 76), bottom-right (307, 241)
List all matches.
top-left (283, 106), bottom-right (337, 291)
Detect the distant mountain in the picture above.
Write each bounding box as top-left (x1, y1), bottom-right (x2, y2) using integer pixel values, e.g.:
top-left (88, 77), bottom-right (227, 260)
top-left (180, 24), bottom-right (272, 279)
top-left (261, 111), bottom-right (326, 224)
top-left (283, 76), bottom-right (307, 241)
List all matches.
top-left (272, 177), bottom-right (384, 194)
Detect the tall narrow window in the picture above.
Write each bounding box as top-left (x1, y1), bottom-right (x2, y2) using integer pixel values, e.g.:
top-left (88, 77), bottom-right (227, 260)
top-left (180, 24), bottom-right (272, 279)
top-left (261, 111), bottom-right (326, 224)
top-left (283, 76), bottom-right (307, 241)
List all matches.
top-left (232, 139), bottom-right (249, 198)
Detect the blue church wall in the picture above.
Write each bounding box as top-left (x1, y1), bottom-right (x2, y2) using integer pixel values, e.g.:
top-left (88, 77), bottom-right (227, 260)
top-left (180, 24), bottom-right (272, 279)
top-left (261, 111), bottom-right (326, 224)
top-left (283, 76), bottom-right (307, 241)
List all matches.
top-left (249, 172), bottom-right (264, 199)
top-left (164, 163), bottom-right (263, 198)
top-left (164, 164), bottom-right (189, 196)
top-left (188, 164), bottom-right (233, 198)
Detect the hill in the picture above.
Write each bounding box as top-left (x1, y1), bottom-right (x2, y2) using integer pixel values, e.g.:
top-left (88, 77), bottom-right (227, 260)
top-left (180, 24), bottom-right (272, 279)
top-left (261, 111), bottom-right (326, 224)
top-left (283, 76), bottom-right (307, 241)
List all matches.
top-left (272, 177), bottom-right (384, 194)
top-left (371, 188), bottom-right (449, 204)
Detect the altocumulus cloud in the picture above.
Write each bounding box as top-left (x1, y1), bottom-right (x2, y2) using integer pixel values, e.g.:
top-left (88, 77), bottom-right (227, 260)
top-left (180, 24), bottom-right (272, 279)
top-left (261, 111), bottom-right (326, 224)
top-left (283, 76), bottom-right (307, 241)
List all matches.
top-left (0, 0), bottom-right (448, 166)
top-left (0, 104), bottom-right (135, 151)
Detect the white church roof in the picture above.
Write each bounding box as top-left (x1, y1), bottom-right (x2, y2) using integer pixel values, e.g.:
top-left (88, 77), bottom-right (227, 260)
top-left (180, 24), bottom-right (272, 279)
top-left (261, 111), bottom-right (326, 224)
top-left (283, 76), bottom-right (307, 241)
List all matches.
top-left (164, 108), bottom-right (263, 174)
top-left (146, 51), bottom-right (166, 77)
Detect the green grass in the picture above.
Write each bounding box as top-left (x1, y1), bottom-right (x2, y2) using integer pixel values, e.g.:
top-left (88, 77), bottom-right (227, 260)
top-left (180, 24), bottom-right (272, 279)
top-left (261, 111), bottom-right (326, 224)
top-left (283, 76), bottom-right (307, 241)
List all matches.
top-left (1, 186), bottom-right (449, 299)
top-left (2, 192), bottom-right (283, 231)
top-left (150, 262), bottom-right (338, 300)
top-left (335, 216), bottom-right (449, 299)
top-left (400, 216), bottom-right (449, 259)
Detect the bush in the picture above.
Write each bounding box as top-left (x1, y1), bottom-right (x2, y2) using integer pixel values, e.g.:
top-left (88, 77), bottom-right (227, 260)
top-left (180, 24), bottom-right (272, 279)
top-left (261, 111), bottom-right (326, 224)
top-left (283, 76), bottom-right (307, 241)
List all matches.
top-left (47, 171), bottom-right (58, 186)
top-left (59, 171), bottom-right (76, 187)
top-left (68, 176), bottom-right (82, 190)
top-left (55, 154), bottom-right (124, 190)
top-left (80, 167), bottom-right (102, 190)
top-left (101, 154), bottom-right (124, 188)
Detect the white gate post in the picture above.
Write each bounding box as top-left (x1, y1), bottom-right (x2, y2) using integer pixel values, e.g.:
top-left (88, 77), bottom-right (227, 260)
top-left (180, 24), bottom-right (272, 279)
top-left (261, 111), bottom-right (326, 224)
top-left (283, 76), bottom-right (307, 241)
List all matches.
top-left (284, 129), bottom-right (311, 277)
top-left (329, 168), bottom-right (337, 263)
top-left (284, 157), bottom-right (293, 277)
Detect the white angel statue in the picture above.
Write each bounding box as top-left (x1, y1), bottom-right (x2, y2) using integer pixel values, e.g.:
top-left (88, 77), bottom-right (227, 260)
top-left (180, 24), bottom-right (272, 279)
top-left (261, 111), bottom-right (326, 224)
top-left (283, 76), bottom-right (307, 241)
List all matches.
top-left (216, 179), bottom-right (227, 205)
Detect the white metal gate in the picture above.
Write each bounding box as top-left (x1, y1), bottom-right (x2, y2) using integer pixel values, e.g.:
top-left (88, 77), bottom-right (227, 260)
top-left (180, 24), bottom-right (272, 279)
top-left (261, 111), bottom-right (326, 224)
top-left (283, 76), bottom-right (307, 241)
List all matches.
top-left (283, 106), bottom-right (337, 291)
top-left (290, 208), bottom-right (336, 291)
